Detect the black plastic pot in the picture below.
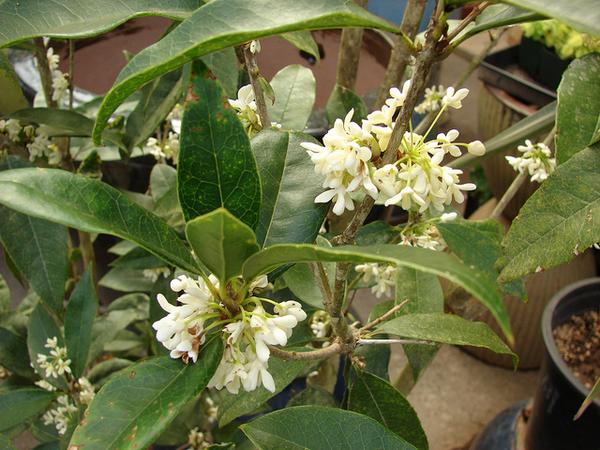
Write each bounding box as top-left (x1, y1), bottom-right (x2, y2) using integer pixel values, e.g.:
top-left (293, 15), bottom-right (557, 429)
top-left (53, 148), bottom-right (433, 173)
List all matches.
top-left (525, 277), bottom-right (600, 450)
top-left (518, 37), bottom-right (571, 92)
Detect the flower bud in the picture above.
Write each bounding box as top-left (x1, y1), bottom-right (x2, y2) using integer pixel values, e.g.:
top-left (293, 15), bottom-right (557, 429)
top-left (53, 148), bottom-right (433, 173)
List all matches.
top-left (467, 140), bottom-right (486, 156)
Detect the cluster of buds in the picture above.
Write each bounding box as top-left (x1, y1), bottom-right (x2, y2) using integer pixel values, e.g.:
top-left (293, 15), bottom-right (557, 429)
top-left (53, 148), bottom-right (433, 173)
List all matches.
top-left (0, 120), bottom-right (61, 164)
top-left (45, 46), bottom-right (69, 105)
top-left (301, 83), bottom-right (485, 217)
top-left (506, 139), bottom-right (556, 182)
top-left (35, 337), bottom-right (95, 435)
top-left (152, 274), bottom-right (307, 394)
top-left (142, 104), bottom-right (182, 163)
top-left (414, 84), bottom-right (446, 114)
top-left (309, 310), bottom-right (331, 339)
top-left (142, 267), bottom-right (171, 282)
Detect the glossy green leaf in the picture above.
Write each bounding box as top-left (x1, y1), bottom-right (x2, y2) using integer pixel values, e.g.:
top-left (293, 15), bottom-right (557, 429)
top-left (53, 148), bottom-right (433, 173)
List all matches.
top-left (0, 0), bottom-right (204, 47)
top-left (268, 65), bottom-right (316, 130)
top-left (241, 406), bottom-right (417, 450)
top-left (374, 313), bottom-right (515, 363)
top-left (438, 219), bottom-right (526, 299)
top-left (281, 31), bottom-right (321, 61)
top-left (99, 267), bottom-right (155, 293)
top-left (89, 309), bottom-right (143, 361)
top-left (498, 146), bottom-right (600, 282)
top-left (499, 0), bottom-right (600, 36)
top-left (64, 268), bottom-right (98, 378)
top-left (348, 371), bottom-right (427, 450)
top-left (326, 84), bottom-right (368, 126)
top-left (556, 54), bottom-right (600, 164)
top-left (185, 209), bottom-right (259, 282)
top-left (450, 101), bottom-right (556, 169)
top-left (0, 168), bottom-right (199, 274)
top-left (395, 268), bottom-right (443, 380)
top-left (149, 164), bottom-right (185, 230)
top-left (202, 49), bottom-right (239, 99)
top-left (87, 358), bottom-right (134, 386)
top-left (242, 243), bottom-right (512, 342)
top-left (453, 5), bottom-right (542, 45)
top-left (0, 388), bottom-right (55, 432)
top-left (252, 130), bottom-right (328, 247)
top-left (110, 246), bottom-right (164, 270)
top-left (216, 354), bottom-right (313, 426)
top-left (125, 68), bottom-right (185, 150)
top-left (27, 303), bottom-right (68, 390)
top-left (178, 77), bottom-right (261, 228)
top-left (69, 338), bottom-right (223, 450)
top-left (9, 108), bottom-right (124, 149)
top-left (0, 50), bottom-right (27, 114)
top-left (92, 0), bottom-right (398, 142)
top-left (0, 326), bottom-right (34, 378)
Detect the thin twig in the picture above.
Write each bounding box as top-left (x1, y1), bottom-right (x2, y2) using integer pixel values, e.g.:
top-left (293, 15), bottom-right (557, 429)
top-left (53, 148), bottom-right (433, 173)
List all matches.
top-left (446, 1), bottom-right (490, 43)
top-left (490, 171), bottom-right (527, 220)
top-left (269, 342), bottom-right (344, 361)
top-left (68, 40), bottom-right (75, 110)
top-left (311, 262), bottom-right (334, 309)
top-left (358, 338), bottom-right (436, 345)
top-left (360, 299), bottom-right (409, 333)
top-left (33, 38), bottom-right (56, 108)
top-left (336, 0), bottom-right (368, 90)
top-left (243, 43), bottom-right (269, 128)
top-left (376, 0), bottom-right (427, 108)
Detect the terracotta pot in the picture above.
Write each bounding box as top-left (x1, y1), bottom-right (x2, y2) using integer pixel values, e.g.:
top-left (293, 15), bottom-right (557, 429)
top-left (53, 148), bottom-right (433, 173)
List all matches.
top-left (463, 199), bottom-right (597, 369)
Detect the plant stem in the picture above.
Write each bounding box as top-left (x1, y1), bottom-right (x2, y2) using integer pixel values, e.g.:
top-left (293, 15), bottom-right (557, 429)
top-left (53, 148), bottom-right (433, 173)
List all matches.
top-left (359, 299), bottom-right (409, 332)
top-left (68, 40), bottom-right (75, 110)
top-left (490, 171), bottom-right (527, 220)
top-left (243, 44), bottom-right (269, 128)
top-left (358, 338), bottom-right (435, 345)
top-left (376, 0), bottom-right (427, 108)
top-left (453, 28), bottom-right (506, 89)
top-left (33, 38), bottom-right (57, 108)
top-left (446, 1), bottom-right (490, 44)
top-left (269, 341), bottom-right (344, 361)
top-left (336, 0), bottom-right (368, 90)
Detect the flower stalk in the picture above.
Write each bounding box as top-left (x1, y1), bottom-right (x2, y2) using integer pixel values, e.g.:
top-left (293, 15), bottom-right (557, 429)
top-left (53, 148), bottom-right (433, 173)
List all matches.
top-left (243, 43), bottom-right (270, 128)
top-left (336, 0), bottom-right (368, 90)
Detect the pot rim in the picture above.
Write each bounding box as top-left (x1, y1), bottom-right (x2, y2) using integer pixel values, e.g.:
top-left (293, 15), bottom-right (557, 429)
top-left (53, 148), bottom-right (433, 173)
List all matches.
top-left (541, 277), bottom-right (600, 405)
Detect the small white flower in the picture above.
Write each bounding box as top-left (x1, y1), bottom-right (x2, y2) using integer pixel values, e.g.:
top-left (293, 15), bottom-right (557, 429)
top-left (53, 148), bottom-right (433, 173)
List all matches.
top-left (249, 40), bottom-right (261, 54)
top-left (143, 267), bottom-right (171, 282)
top-left (505, 140), bottom-right (555, 183)
top-left (228, 84), bottom-right (261, 136)
top-left (1, 119), bottom-right (22, 142)
top-left (442, 87), bottom-right (469, 109)
top-left (467, 140), bottom-right (486, 156)
top-left (415, 85), bottom-right (446, 114)
top-left (274, 301), bottom-right (307, 322)
top-left (355, 263), bottom-right (397, 298)
top-left (440, 212), bottom-right (458, 222)
top-left (143, 137), bottom-right (166, 160)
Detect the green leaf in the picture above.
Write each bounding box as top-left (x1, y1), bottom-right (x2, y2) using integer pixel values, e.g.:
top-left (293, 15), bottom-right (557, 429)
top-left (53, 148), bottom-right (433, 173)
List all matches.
top-left (499, 0), bottom-right (600, 36)
top-left (178, 77), bottom-right (261, 228)
top-left (0, 326), bottom-right (34, 378)
top-left (92, 0), bottom-right (398, 142)
top-left (395, 268), bottom-right (443, 380)
top-left (268, 65), bottom-right (316, 130)
top-left (0, 50), bottom-right (27, 114)
top-left (252, 130), bottom-right (328, 247)
top-left (374, 313), bottom-right (516, 363)
top-left (27, 303), bottom-right (69, 390)
top-left (453, 5), bottom-right (543, 45)
top-left (0, 273), bottom-right (9, 314)
top-left (0, 168), bottom-right (199, 274)
top-left (201, 48), bottom-right (239, 99)
top-left (99, 267), bottom-right (155, 293)
top-left (326, 84), bottom-right (368, 126)
top-left (348, 371), bottom-right (427, 450)
top-left (9, 108), bottom-right (124, 149)
top-left (438, 219), bottom-right (526, 300)
top-left (0, 388), bottom-right (55, 432)
top-left (287, 386), bottom-right (336, 408)
top-left (216, 354), bottom-right (313, 426)
top-left (0, 0), bottom-right (204, 47)
top-left (0, 434), bottom-right (16, 450)
top-left (575, 376), bottom-right (600, 420)
top-left (149, 164), bottom-right (185, 230)
top-left (110, 246), bottom-right (164, 270)
top-left (185, 209), bottom-right (259, 282)
top-left (281, 31), bottom-right (320, 61)
top-left (69, 338), bottom-right (223, 450)
top-left (86, 358), bottom-right (134, 386)
top-left (450, 101), bottom-right (556, 169)
top-left (241, 406), bottom-right (417, 450)
top-left (124, 68), bottom-right (185, 150)
top-left (498, 146), bottom-right (600, 282)
top-left (64, 268), bottom-right (98, 378)
top-left (242, 243), bottom-right (512, 342)
top-left (556, 54), bottom-right (600, 164)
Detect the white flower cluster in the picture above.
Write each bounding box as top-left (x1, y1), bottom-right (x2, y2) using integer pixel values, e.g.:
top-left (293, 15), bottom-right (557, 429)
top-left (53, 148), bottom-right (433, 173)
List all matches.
top-left (414, 85), bottom-right (446, 114)
top-left (187, 427), bottom-right (209, 449)
top-left (46, 47), bottom-right (69, 105)
top-left (153, 274), bottom-right (306, 394)
top-left (506, 139), bottom-right (556, 183)
top-left (228, 85), bottom-right (262, 136)
top-left (36, 337), bottom-right (72, 378)
top-left (142, 267), bottom-right (171, 282)
top-left (302, 83), bottom-right (484, 216)
top-left (0, 119), bottom-right (61, 164)
top-left (142, 103), bottom-right (182, 162)
top-left (309, 310), bottom-right (331, 338)
top-left (42, 395), bottom-right (77, 435)
top-left (355, 263), bottom-right (397, 298)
